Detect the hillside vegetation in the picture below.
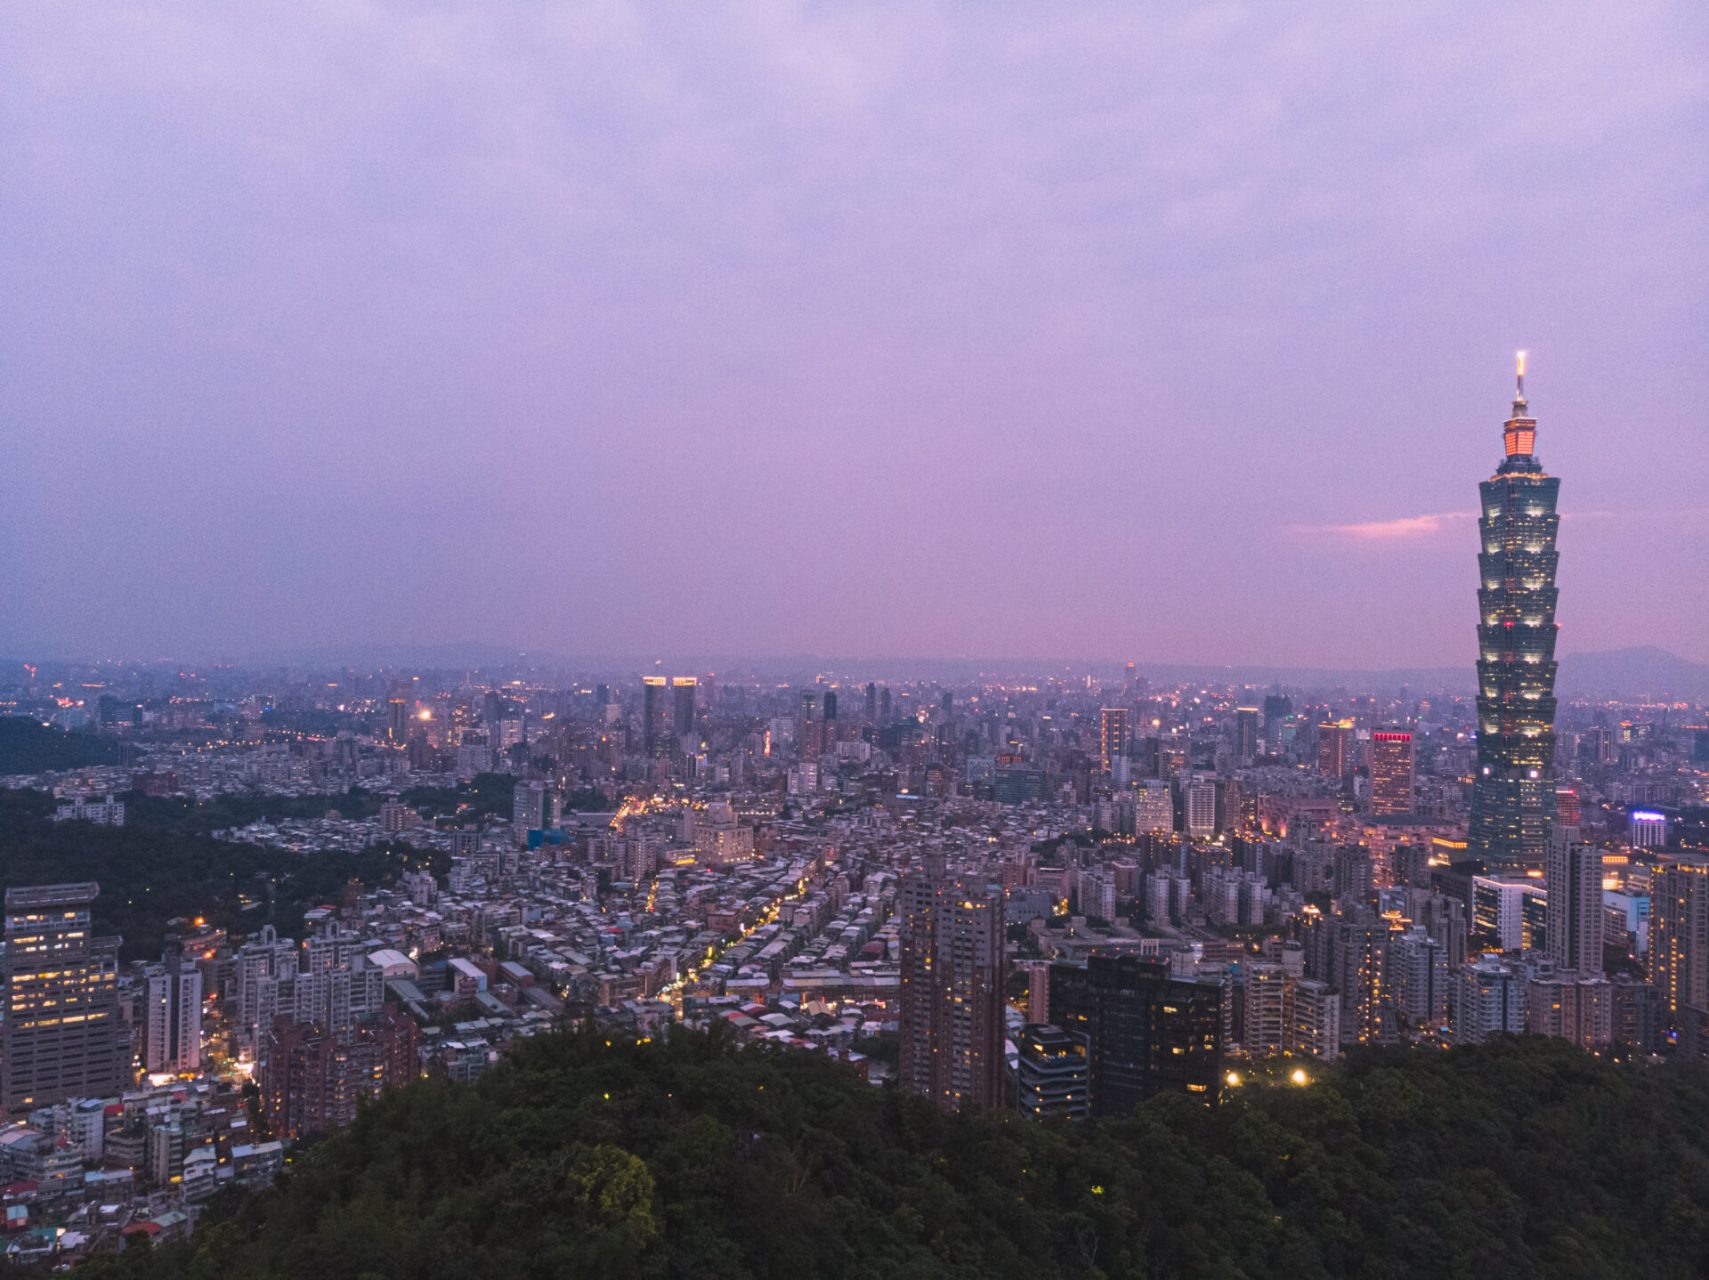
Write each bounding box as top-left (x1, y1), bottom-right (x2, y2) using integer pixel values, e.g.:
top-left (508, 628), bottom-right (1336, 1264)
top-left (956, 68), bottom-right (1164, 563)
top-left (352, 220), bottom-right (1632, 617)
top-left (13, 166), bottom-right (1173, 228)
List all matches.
top-left (0, 716), bottom-right (125, 774)
top-left (85, 1030), bottom-right (1709, 1280)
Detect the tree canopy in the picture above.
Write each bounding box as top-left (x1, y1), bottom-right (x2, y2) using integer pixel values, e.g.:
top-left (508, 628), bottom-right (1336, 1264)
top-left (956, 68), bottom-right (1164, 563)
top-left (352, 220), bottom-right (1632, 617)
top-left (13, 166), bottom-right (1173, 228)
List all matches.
top-left (83, 1030), bottom-right (1709, 1280)
top-left (0, 790), bottom-right (443, 960)
top-left (0, 716), bottom-right (125, 773)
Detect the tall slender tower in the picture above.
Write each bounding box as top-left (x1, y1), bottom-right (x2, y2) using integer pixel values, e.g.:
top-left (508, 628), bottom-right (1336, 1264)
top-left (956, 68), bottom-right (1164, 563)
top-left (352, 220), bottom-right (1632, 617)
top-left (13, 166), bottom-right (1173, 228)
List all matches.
top-left (1469, 354), bottom-right (1561, 871)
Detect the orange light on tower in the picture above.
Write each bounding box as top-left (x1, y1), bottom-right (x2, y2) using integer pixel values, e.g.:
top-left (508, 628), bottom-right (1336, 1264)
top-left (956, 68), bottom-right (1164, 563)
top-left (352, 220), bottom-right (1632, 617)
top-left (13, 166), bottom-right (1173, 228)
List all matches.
top-left (1503, 351), bottom-right (1536, 458)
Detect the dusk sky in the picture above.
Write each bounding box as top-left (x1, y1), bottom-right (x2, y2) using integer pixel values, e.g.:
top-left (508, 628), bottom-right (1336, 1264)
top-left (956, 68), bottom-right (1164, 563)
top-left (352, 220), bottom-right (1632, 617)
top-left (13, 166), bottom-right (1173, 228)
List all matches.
top-left (3, 3), bottom-right (1705, 668)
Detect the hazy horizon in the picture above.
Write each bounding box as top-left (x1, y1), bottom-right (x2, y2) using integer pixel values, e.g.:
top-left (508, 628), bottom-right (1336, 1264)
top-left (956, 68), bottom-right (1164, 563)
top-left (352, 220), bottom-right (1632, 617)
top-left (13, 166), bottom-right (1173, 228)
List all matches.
top-left (4, 4), bottom-right (1706, 667)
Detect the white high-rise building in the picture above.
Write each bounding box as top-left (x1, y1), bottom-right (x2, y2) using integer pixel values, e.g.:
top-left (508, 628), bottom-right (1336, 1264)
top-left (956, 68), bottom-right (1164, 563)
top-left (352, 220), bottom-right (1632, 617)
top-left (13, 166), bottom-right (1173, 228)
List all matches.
top-left (1453, 957), bottom-right (1527, 1044)
top-left (1182, 777), bottom-right (1217, 840)
top-left (1388, 927), bottom-right (1449, 1031)
top-left (1289, 978), bottom-right (1340, 1061)
top-left (1134, 782), bottom-right (1174, 834)
top-left (1240, 962), bottom-right (1289, 1056)
top-left (143, 944), bottom-right (203, 1074)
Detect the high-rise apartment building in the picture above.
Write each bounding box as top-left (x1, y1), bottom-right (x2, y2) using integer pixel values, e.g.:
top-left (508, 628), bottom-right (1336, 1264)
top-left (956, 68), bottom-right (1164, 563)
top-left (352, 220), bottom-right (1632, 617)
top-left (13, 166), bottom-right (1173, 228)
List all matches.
top-left (1098, 707), bottom-right (1129, 775)
top-left (1238, 962), bottom-right (1289, 1056)
top-left (260, 1008), bottom-right (419, 1139)
top-left (1546, 827), bottom-right (1604, 974)
top-left (1181, 776), bottom-right (1217, 840)
top-left (1453, 956), bottom-right (1527, 1043)
top-left (898, 870), bottom-right (1005, 1114)
top-left (1651, 852), bottom-right (1709, 1019)
top-left (1527, 972), bottom-right (1612, 1051)
top-left (1, 883), bottom-right (131, 1113)
top-left (1369, 728), bottom-right (1415, 816)
top-left (512, 779), bottom-right (547, 839)
top-left (1289, 978), bottom-right (1341, 1061)
top-left (1469, 358), bottom-right (1562, 871)
top-left (1387, 928), bottom-right (1449, 1032)
top-left (142, 939), bottom-right (203, 1075)
top-left (1048, 955), bottom-right (1222, 1113)
top-left (797, 690), bottom-right (821, 758)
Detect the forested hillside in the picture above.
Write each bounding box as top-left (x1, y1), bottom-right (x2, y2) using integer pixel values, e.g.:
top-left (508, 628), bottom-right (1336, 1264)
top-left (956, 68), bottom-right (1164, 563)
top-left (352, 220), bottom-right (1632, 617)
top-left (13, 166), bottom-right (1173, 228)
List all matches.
top-left (0, 790), bottom-right (441, 960)
top-left (0, 716), bottom-right (125, 774)
top-left (83, 1030), bottom-right (1709, 1280)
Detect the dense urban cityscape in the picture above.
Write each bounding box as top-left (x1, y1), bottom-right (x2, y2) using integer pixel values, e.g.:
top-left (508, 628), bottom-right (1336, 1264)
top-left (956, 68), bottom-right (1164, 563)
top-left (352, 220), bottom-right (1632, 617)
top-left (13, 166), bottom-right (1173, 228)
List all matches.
top-left (6, 3), bottom-right (1707, 1276)
top-left (0, 370), bottom-right (1704, 1271)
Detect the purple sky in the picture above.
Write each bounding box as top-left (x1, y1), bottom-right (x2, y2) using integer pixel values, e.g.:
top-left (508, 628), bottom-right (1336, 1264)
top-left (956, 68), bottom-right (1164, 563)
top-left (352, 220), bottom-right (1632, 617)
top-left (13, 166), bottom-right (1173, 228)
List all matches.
top-left (3, 3), bottom-right (1706, 667)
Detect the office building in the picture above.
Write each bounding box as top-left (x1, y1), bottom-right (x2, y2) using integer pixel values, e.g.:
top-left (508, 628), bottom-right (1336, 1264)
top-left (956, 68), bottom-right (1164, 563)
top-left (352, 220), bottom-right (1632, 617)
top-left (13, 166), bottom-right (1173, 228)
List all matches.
top-left (1049, 955), bottom-right (1222, 1113)
top-left (385, 694), bottom-right (409, 744)
top-left (1262, 693), bottom-right (1293, 751)
top-left (1234, 707), bottom-right (1260, 763)
top-left (1016, 1024), bottom-right (1090, 1120)
top-left (641, 676), bottom-right (670, 756)
top-left (1317, 719), bottom-right (1355, 781)
top-left (1472, 875), bottom-right (1548, 953)
top-left (898, 869), bottom-right (1006, 1114)
top-left (1369, 728), bottom-right (1414, 816)
top-left (672, 677), bottom-right (698, 738)
top-left (1630, 810), bottom-right (1668, 850)
top-left (1, 883), bottom-right (131, 1113)
top-left (1469, 358), bottom-right (1562, 871)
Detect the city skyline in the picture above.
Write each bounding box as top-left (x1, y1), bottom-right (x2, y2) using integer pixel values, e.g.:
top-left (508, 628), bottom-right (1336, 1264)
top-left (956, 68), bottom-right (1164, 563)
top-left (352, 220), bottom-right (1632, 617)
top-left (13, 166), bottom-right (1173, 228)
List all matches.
top-left (4, 5), bottom-right (1707, 666)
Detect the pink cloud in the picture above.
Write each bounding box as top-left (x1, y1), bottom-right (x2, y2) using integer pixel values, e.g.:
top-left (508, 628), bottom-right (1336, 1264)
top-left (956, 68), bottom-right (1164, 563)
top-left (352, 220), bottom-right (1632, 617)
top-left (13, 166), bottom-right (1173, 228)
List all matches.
top-left (1291, 511), bottom-right (1478, 541)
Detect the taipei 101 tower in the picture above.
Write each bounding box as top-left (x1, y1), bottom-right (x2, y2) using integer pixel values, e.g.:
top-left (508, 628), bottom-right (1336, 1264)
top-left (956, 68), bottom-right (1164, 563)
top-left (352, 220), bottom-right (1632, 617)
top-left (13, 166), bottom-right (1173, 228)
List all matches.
top-left (1468, 354), bottom-right (1561, 871)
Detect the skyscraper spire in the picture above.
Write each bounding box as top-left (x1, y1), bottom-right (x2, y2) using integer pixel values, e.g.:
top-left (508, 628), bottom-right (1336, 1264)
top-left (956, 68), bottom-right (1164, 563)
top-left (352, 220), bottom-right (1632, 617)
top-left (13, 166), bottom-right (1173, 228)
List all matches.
top-left (1502, 349), bottom-right (1537, 463)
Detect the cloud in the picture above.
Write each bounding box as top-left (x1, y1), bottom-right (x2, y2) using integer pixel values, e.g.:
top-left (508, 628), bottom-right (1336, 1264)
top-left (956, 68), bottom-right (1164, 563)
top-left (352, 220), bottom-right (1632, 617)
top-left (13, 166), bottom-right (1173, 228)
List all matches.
top-left (1291, 511), bottom-right (1478, 541)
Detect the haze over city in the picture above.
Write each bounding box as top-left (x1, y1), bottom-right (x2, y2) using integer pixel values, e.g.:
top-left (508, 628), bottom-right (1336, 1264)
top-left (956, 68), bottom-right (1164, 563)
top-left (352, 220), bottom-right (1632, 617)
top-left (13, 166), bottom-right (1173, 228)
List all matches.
top-left (4, 3), bottom-right (1706, 666)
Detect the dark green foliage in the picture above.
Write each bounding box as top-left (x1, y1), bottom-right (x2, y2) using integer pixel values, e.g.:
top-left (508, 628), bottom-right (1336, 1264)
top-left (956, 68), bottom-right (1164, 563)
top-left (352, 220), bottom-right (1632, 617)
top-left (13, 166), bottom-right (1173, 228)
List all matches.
top-left (0, 716), bottom-right (124, 773)
top-left (0, 791), bottom-right (443, 960)
top-left (400, 772), bottom-right (517, 819)
top-left (121, 787), bottom-right (386, 833)
top-left (90, 1032), bottom-right (1709, 1280)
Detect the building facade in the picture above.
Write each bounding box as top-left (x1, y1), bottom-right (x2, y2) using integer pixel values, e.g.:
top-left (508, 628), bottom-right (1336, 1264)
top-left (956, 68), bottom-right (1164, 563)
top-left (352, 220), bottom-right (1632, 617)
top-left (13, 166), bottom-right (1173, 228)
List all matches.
top-left (1469, 359), bottom-right (1562, 870)
top-left (897, 870), bottom-right (1006, 1114)
top-left (1, 883), bottom-right (131, 1113)
top-left (1049, 955), bottom-right (1222, 1114)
